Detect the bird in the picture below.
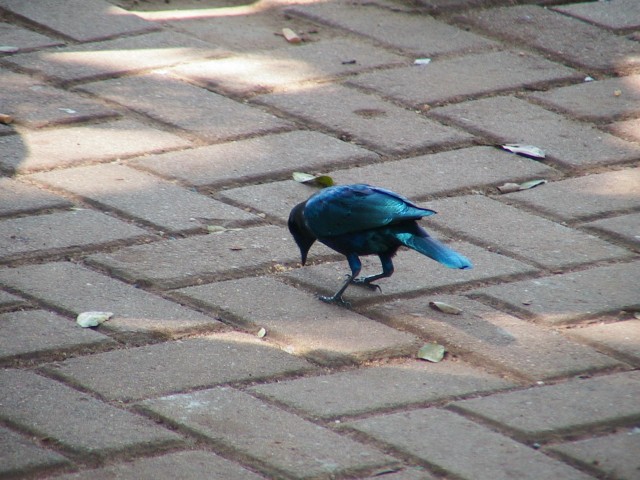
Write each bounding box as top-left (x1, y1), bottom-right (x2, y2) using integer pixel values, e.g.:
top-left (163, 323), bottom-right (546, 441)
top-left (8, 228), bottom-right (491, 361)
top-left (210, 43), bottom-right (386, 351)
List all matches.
top-left (288, 184), bottom-right (472, 306)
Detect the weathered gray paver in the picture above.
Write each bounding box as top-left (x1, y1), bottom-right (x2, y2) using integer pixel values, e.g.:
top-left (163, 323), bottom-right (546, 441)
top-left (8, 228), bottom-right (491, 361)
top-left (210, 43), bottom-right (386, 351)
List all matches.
top-left (348, 408), bottom-right (593, 480)
top-left (130, 130), bottom-right (378, 187)
top-left (0, 289), bottom-right (27, 309)
top-left (528, 74), bottom-right (640, 122)
top-left (29, 163), bottom-right (258, 232)
top-left (608, 117), bottom-right (640, 142)
top-left (503, 168), bottom-right (640, 221)
top-left (0, 262), bottom-right (222, 339)
top-left (0, 0), bottom-right (158, 42)
top-left (51, 450), bottom-right (265, 480)
top-left (250, 359), bottom-right (514, 418)
top-left (288, 2), bottom-right (497, 56)
top-left (0, 309), bottom-right (115, 363)
top-left (366, 295), bottom-right (622, 381)
top-left (255, 84), bottom-right (474, 155)
top-left (87, 225), bottom-right (301, 289)
top-left (173, 37), bottom-right (406, 96)
top-left (220, 147), bottom-right (554, 221)
top-left (349, 50), bottom-right (581, 107)
top-left (427, 195), bottom-right (631, 268)
top-left (471, 262), bottom-right (640, 325)
top-left (4, 31), bottom-right (223, 83)
top-left (0, 177), bottom-right (71, 216)
top-left (583, 212), bottom-right (640, 247)
top-left (1, 69), bottom-right (119, 127)
top-left (0, 369), bottom-right (182, 457)
top-left (0, 426), bottom-right (70, 478)
top-left (431, 96), bottom-right (640, 168)
top-left (167, 10), bottom-right (336, 52)
top-left (44, 332), bottom-right (314, 402)
top-left (566, 320), bottom-right (640, 365)
top-left (450, 371), bottom-right (640, 442)
top-left (361, 467), bottom-right (436, 480)
top-left (0, 209), bottom-right (149, 260)
top-left (552, 0), bottom-right (640, 32)
top-left (0, 21), bottom-right (63, 51)
top-left (0, 119), bottom-right (190, 173)
top-left (458, 5), bottom-right (640, 74)
top-left (284, 240), bottom-right (537, 303)
top-left (140, 387), bottom-right (397, 479)
top-left (176, 276), bottom-right (420, 365)
top-left (80, 73), bottom-right (291, 141)
top-left (549, 429), bottom-right (640, 480)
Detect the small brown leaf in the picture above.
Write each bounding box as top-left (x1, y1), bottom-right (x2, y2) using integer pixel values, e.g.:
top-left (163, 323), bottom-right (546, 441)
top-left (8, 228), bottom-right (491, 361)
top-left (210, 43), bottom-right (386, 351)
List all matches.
top-left (429, 301), bottom-right (462, 315)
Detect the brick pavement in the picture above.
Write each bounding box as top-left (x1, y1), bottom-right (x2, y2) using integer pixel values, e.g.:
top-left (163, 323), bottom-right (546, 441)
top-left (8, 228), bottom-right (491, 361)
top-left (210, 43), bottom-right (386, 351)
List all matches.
top-left (0, 0), bottom-right (638, 479)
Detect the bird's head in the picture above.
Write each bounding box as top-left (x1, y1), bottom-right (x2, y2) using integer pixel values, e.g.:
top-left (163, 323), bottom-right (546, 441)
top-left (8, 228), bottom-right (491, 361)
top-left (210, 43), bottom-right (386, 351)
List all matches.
top-left (288, 202), bottom-right (316, 265)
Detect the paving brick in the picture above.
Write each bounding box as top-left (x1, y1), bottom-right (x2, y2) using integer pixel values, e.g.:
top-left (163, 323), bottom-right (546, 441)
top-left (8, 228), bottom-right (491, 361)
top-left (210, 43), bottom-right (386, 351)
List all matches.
top-left (366, 295), bottom-right (622, 381)
top-left (175, 276), bottom-right (420, 365)
top-left (0, 177), bottom-right (71, 216)
top-left (0, 21), bottom-right (63, 51)
top-left (349, 51), bottom-right (581, 108)
top-left (219, 180), bottom-right (326, 222)
top-left (287, 2), bottom-right (497, 56)
top-left (607, 117), bottom-right (640, 143)
top-left (51, 450), bottom-right (265, 480)
top-left (565, 320), bottom-right (640, 366)
top-left (0, 289), bottom-right (27, 309)
top-left (44, 332), bottom-right (314, 402)
top-left (4, 31), bottom-right (222, 83)
top-left (552, 0), bottom-right (640, 32)
top-left (428, 195), bottom-right (631, 268)
top-left (0, 0), bottom-right (157, 42)
top-left (0, 426), bottom-right (70, 478)
top-left (450, 371), bottom-right (640, 442)
top-left (0, 369), bottom-right (182, 457)
top-left (0, 262), bottom-right (222, 340)
top-left (528, 74), bottom-right (640, 122)
top-left (168, 10), bottom-right (337, 52)
top-left (549, 429), bottom-right (640, 480)
top-left (328, 146), bottom-right (556, 198)
top-left (87, 225), bottom-right (307, 289)
top-left (0, 309), bottom-right (115, 363)
top-left (0, 119), bottom-right (190, 174)
top-left (172, 37), bottom-right (406, 97)
top-left (583, 212), bottom-right (640, 248)
top-left (256, 84), bottom-right (474, 155)
top-left (130, 130), bottom-right (378, 188)
top-left (140, 387), bottom-right (396, 478)
top-left (250, 359), bottom-right (514, 418)
top-left (79, 73), bottom-right (291, 141)
top-left (1, 69), bottom-right (118, 127)
top-left (471, 262), bottom-right (640, 325)
top-left (284, 240), bottom-right (537, 304)
top-left (503, 168), bottom-right (640, 222)
top-left (431, 96), bottom-right (640, 168)
top-left (457, 5), bottom-right (640, 74)
top-left (29, 164), bottom-right (258, 233)
top-left (348, 408), bottom-right (593, 480)
top-left (0, 209), bottom-right (149, 261)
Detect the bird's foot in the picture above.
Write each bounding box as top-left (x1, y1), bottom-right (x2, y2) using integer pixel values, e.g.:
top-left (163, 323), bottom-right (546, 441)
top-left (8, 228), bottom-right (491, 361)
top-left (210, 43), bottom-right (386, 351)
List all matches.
top-left (353, 277), bottom-right (382, 292)
top-left (319, 294), bottom-right (351, 308)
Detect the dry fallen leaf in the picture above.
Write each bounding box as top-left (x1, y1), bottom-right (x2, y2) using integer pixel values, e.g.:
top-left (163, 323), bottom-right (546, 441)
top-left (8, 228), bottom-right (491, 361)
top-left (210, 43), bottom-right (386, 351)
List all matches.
top-left (500, 144), bottom-right (546, 160)
top-left (77, 311), bottom-right (113, 328)
top-left (429, 301), bottom-right (462, 315)
top-left (417, 343), bottom-right (446, 362)
top-left (293, 172), bottom-right (335, 188)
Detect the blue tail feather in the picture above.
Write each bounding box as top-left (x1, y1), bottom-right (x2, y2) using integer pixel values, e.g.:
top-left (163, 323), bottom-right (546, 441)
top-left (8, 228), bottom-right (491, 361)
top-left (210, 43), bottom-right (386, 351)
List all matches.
top-left (397, 233), bottom-right (472, 269)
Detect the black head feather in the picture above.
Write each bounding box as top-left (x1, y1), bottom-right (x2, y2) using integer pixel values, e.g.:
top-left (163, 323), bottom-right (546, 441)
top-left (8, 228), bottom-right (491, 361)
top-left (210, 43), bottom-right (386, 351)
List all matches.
top-left (288, 201), bottom-right (316, 265)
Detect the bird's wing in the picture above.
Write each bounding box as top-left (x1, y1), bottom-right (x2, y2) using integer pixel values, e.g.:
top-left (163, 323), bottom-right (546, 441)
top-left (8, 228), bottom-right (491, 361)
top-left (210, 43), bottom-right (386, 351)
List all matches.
top-left (305, 184), bottom-right (436, 237)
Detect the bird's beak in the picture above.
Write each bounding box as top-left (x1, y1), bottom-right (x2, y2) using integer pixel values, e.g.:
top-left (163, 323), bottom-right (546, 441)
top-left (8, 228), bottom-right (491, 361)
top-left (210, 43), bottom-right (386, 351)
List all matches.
top-left (288, 202), bottom-right (315, 266)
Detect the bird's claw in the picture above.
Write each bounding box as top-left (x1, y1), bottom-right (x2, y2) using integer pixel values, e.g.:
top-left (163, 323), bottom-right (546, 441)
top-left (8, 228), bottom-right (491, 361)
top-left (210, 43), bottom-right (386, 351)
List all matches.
top-left (353, 278), bottom-right (382, 292)
top-left (319, 295), bottom-right (351, 308)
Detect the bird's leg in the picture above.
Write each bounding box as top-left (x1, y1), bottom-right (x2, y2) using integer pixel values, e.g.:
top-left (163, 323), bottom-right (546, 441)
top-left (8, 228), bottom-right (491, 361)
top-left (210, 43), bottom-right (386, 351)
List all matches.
top-left (353, 254), bottom-right (394, 292)
top-left (319, 254), bottom-right (361, 307)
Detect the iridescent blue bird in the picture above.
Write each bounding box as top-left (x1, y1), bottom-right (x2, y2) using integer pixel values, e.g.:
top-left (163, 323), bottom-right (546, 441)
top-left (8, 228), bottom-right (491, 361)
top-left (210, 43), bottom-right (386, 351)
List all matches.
top-left (288, 184), bottom-right (472, 306)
